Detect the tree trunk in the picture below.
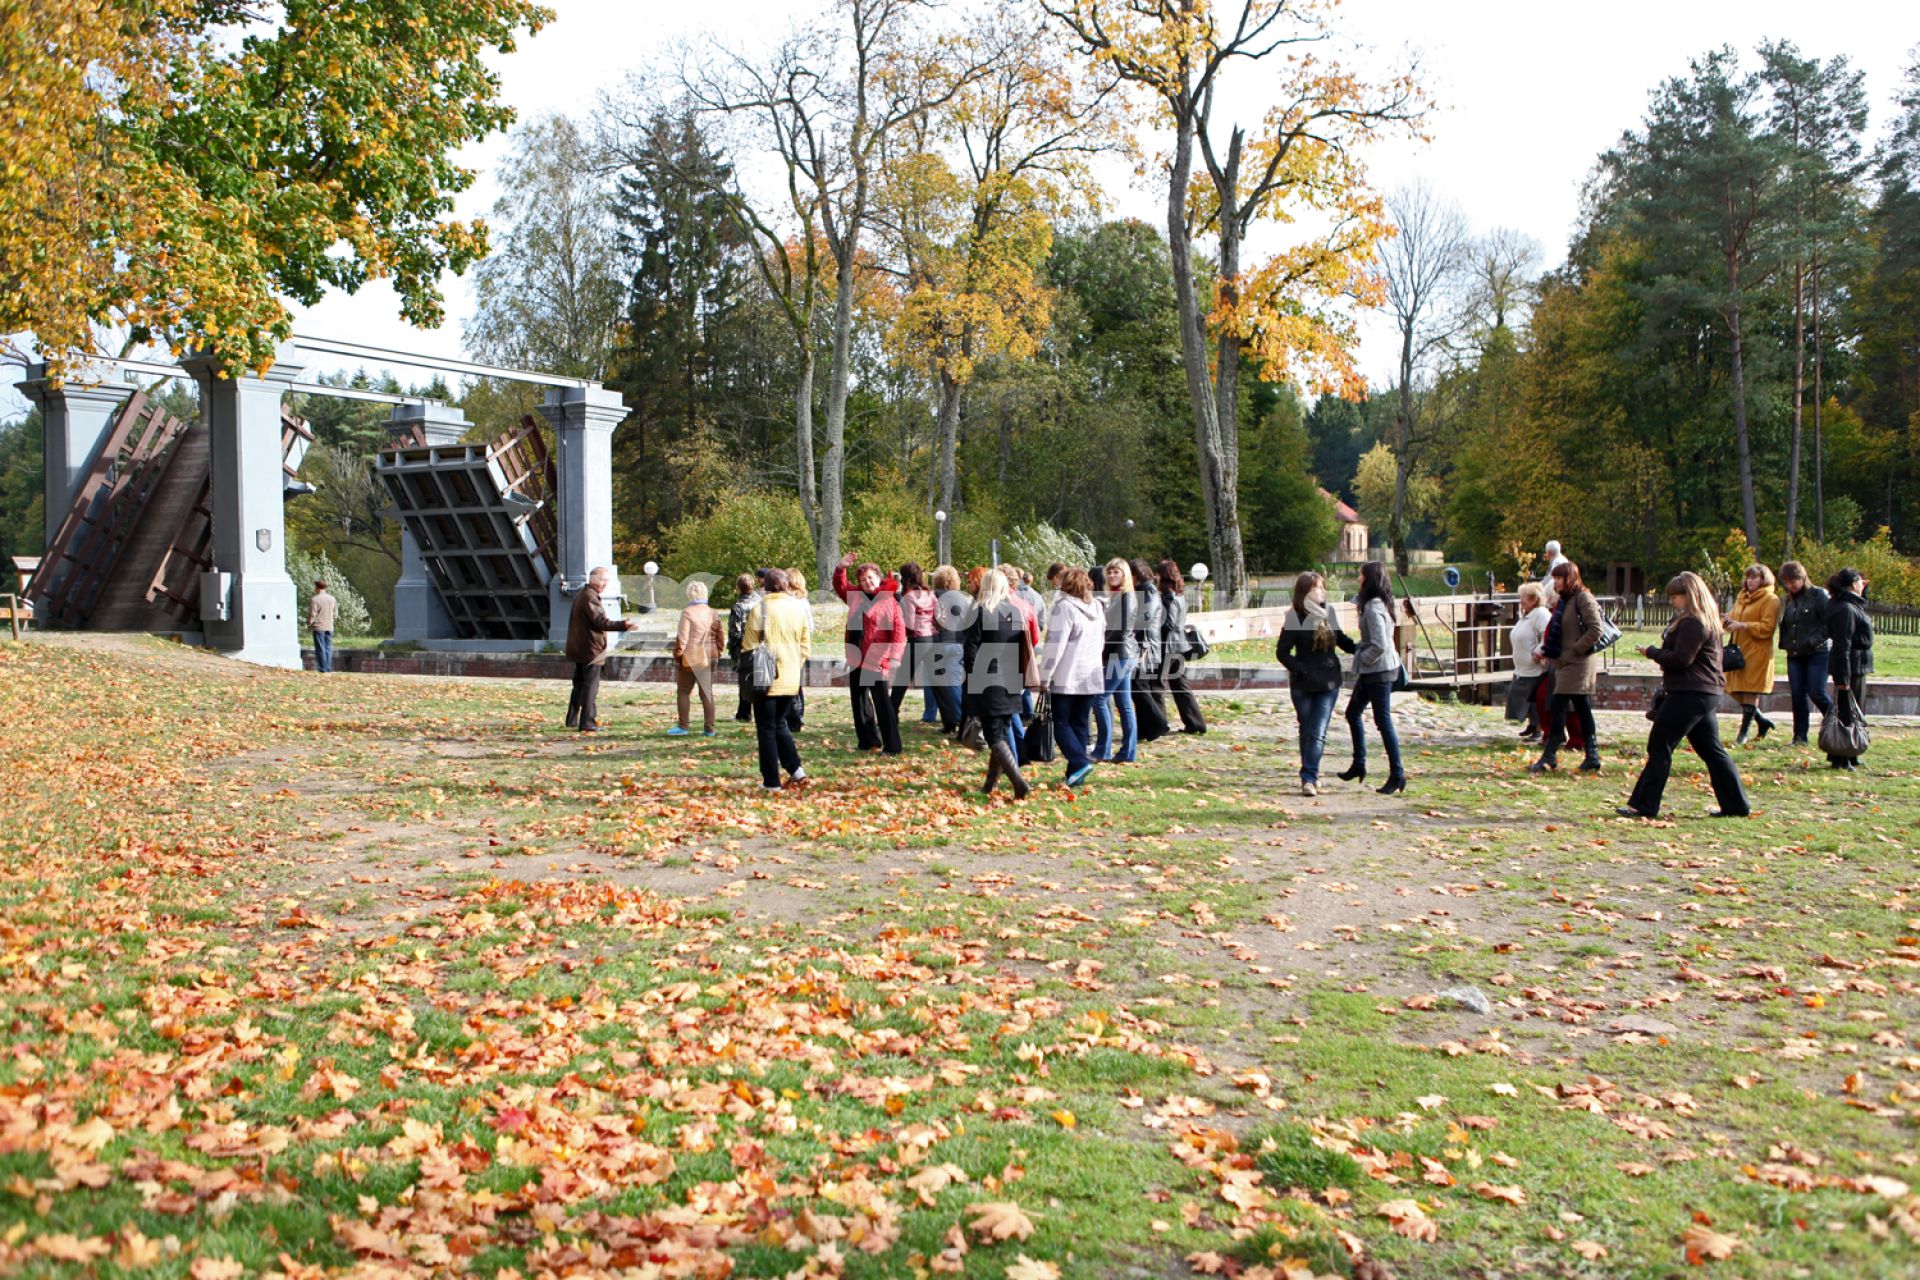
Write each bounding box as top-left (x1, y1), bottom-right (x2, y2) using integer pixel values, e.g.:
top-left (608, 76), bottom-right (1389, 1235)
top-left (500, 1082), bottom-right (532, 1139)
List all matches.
top-left (1727, 260), bottom-right (1759, 553)
top-left (1166, 110), bottom-right (1246, 604)
top-left (1390, 328), bottom-right (1415, 576)
top-left (1812, 258), bottom-right (1825, 542)
top-left (795, 347), bottom-right (819, 549)
top-left (934, 371), bottom-right (962, 565)
top-left (1785, 261), bottom-right (1805, 558)
top-left (816, 258), bottom-right (854, 590)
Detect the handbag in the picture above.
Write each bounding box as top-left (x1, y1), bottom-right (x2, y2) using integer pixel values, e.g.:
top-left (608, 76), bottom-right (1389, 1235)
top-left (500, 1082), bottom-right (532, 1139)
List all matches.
top-left (1184, 624), bottom-right (1211, 660)
top-left (1721, 638), bottom-right (1746, 672)
top-left (1592, 615), bottom-right (1623, 653)
top-left (1391, 664), bottom-right (1411, 693)
top-left (1645, 688), bottom-right (1667, 722)
top-left (1818, 689), bottom-right (1870, 758)
top-left (959, 717), bottom-right (987, 752)
top-left (750, 597), bottom-right (778, 691)
top-left (1020, 692), bottom-right (1057, 764)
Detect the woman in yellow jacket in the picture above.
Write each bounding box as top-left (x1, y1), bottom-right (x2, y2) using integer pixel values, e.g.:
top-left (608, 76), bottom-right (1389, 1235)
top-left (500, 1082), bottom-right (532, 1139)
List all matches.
top-left (1725, 563), bottom-right (1780, 744)
top-left (740, 568), bottom-right (814, 789)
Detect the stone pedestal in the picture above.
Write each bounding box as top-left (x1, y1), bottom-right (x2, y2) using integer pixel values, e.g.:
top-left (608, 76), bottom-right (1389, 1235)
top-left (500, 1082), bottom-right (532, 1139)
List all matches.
top-left (182, 345), bottom-right (304, 669)
top-left (539, 385), bottom-right (627, 646)
top-left (386, 401), bottom-right (469, 643)
top-left (18, 363), bottom-right (136, 552)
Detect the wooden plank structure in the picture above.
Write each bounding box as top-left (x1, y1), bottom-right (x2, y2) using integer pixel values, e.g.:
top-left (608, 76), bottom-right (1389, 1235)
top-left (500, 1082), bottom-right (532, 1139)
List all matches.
top-left (25, 392), bottom-right (189, 627)
top-left (373, 416), bottom-right (559, 641)
top-left (146, 408), bottom-right (313, 619)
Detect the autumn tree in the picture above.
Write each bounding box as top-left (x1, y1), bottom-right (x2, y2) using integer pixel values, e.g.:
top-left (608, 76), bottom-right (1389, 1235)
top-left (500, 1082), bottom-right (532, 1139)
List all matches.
top-left (880, 20), bottom-right (1113, 563)
top-left (1042, 0), bottom-right (1422, 603)
top-left (658, 0), bottom-right (993, 587)
top-left (0, 0), bottom-right (551, 375)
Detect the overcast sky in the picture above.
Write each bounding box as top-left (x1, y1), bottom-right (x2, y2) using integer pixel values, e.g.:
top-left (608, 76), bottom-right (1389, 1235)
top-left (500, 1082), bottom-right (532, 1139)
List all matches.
top-left (6, 1), bottom-right (1916, 416)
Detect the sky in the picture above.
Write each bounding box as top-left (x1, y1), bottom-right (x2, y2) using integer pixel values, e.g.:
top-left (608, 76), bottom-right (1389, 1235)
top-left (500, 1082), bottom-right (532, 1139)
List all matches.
top-left (5, 0), bottom-right (1916, 417)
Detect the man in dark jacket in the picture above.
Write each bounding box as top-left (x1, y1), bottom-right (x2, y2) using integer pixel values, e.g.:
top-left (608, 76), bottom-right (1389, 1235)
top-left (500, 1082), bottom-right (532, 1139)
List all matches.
top-left (565, 567), bottom-right (636, 733)
top-left (1825, 568), bottom-right (1874, 769)
top-left (1776, 561), bottom-right (1831, 745)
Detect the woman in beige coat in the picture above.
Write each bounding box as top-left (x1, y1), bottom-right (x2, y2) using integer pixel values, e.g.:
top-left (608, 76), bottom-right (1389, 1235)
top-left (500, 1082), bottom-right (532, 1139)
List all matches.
top-left (671, 580), bottom-right (726, 736)
top-left (1529, 560), bottom-right (1605, 774)
top-left (1725, 563), bottom-right (1780, 744)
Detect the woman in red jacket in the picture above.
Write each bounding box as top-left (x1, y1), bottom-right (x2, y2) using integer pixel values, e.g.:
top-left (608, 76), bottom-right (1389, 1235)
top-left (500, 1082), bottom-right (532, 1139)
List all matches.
top-left (834, 553), bottom-right (907, 755)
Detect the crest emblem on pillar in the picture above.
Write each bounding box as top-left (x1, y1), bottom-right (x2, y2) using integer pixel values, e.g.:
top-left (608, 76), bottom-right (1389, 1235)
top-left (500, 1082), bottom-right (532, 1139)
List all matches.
top-left (255, 528), bottom-right (273, 552)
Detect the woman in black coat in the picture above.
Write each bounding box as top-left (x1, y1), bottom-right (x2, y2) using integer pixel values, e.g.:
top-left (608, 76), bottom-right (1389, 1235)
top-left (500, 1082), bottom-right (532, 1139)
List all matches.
top-left (1617, 572), bottom-right (1749, 819)
top-left (962, 568), bottom-right (1034, 798)
top-left (1825, 567), bottom-right (1874, 770)
top-left (1129, 556), bottom-right (1171, 743)
top-left (1275, 570), bottom-right (1355, 796)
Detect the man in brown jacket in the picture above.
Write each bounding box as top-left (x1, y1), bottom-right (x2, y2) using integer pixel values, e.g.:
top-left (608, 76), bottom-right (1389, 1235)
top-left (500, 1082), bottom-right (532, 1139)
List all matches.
top-left (565, 567), bottom-right (635, 733)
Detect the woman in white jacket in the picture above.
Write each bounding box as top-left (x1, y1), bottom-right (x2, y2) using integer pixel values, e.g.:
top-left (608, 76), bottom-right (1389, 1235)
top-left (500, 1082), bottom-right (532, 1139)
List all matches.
top-left (1504, 583), bottom-right (1552, 741)
top-left (1039, 566), bottom-right (1108, 787)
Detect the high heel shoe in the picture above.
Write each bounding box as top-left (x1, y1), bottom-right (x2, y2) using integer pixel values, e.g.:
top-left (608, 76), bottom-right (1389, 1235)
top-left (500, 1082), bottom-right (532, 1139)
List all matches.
top-left (1377, 774), bottom-right (1406, 795)
top-left (1337, 762), bottom-right (1366, 782)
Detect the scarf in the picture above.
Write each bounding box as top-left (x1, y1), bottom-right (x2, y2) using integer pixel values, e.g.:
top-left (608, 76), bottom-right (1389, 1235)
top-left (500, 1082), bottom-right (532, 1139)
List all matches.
top-left (1296, 599), bottom-right (1337, 651)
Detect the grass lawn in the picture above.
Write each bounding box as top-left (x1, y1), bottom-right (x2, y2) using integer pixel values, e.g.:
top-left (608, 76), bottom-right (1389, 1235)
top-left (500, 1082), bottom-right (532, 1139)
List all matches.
top-left (2, 634), bottom-right (1918, 1279)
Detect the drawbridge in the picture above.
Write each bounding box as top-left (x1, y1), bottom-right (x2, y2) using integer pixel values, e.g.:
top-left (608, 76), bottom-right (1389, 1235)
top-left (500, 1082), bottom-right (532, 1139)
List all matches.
top-left (26, 392), bottom-right (311, 630)
top-left (373, 415), bottom-right (559, 641)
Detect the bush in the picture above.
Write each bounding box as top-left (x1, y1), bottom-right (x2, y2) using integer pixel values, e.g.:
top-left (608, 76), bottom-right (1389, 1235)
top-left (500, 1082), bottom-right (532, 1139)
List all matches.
top-left (1004, 521), bottom-right (1097, 575)
top-left (661, 490), bottom-right (815, 580)
top-left (845, 473), bottom-right (935, 571)
top-left (1790, 527), bottom-right (1920, 607)
top-left (288, 547), bottom-right (372, 636)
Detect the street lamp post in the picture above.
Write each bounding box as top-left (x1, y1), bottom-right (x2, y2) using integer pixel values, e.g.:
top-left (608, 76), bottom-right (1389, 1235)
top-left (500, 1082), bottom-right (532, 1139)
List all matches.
top-left (1191, 561), bottom-right (1209, 613)
top-left (934, 509), bottom-right (948, 565)
top-left (642, 560), bottom-right (658, 613)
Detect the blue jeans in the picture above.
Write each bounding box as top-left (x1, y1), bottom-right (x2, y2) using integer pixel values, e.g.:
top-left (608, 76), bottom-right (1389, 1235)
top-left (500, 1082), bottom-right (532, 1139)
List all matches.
top-left (1290, 686), bottom-right (1339, 784)
top-left (312, 629), bottom-right (333, 672)
top-left (1095, 657), bottom-right (1138, 761)
top-left (1052, 693), bottom-right (1097, 774)
top-left (1344, 676), bottom-right (1402, 774)
top-left (1786, 650), bottom-right (1832, 742)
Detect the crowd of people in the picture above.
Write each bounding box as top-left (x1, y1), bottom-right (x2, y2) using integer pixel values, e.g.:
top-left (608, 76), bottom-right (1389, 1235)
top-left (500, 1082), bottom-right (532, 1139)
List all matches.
top-left (558, 540), bottom-right (1881, 818)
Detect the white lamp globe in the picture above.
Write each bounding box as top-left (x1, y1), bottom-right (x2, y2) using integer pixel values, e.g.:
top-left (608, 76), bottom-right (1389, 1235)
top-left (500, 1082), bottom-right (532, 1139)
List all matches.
top-left (934, 509), bottom-right (947, 522)
top-left (1191, 562), bottom-right (1209, 582)
top-left (643, 560), bottom-right (659, 577)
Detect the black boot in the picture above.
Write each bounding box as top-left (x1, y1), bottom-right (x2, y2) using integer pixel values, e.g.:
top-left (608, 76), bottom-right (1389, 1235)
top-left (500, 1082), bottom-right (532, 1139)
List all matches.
top-left (1528, 742), bottom-right (1560, 774)
top-left (1755, 709), bottom-right (1774, 740)
top-left (991, 740), bottom-right (1031, 800)
top-left (1578, 748), bottom-right (1602, 773)
top-left (1377, 773), bottom-right (1407, 795)
top-left (1735, 705), bottom-right (1754, 746)
top-left (1337, 760), bottom-right (1366, 782)
top-left (982, 744), bottom-right (1004, 794)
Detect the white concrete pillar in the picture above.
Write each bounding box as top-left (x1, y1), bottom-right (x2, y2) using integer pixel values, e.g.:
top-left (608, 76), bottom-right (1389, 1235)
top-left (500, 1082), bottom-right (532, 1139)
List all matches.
top-left (387, 400), bottom-right (468, 643)
top-left (182, 345), bottom-right (304, 668)
top-left (539, 384), bottom-right (626, 645)
top-left (18, 363), bottom-right (135, 552)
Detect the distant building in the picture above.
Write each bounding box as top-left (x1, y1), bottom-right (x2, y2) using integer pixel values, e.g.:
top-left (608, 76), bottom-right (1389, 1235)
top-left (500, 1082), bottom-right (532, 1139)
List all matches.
top-left (1322, 490), bottom-right (1368, 561)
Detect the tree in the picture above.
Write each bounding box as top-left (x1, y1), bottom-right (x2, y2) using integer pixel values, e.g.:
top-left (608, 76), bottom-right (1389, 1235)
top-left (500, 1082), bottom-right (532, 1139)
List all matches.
top-left (465, 114), bottom-right (625, 380)
top-left (1042, 0), bottom-right (1421, 603)
top-left (1379, 181), bottom-right (1469, 572)
top-left (604, 111), bottom-right (760, 546)
top-left (880, 20), bottom-right (1111, 563)
top-left (1609, 47), bottom-right (1786, 552)
top-left (670, 0), bottom-right (994, 588)
top-left (1, 0), bottom-right (550, 376)
top-left (1859, 50), bottom-right (1920, 545)
top-left (1758, 41), bottom-right (1867, 555)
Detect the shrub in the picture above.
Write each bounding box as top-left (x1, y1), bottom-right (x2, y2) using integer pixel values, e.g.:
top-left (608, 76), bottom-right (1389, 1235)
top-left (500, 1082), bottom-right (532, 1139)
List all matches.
top-left (1004, 521), bottom-right (1096, 575)
top-left (661, 490), bottom-right (815, 580)
top-left (288, 547), bottom-right (372, 636)
top-left (1790, 527), bottom-right (1920, 607)
top-left (846, 473), bottom-right (935, 571)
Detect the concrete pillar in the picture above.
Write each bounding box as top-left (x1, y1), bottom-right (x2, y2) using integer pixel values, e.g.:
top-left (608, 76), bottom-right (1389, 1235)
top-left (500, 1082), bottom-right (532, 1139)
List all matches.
top-left (386, 400), bottom-right (468, 643)
top-left (18, 363), bottom-right (135, 552)
top-left (181, 345), bottom-right (304, 669)
top-left (539, 384), bottom-right (626, 645)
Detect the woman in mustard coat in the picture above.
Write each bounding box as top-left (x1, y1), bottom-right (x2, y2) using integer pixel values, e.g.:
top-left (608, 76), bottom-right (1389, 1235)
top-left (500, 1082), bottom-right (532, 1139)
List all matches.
top-left (1725, 563), bottom-right (1780, 744)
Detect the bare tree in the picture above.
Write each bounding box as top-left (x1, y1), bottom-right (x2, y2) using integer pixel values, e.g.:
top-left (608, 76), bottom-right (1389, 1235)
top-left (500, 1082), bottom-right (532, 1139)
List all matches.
top-left (642, 0), bottom-right (991, 586)
top-left (1380, 181), bottom-right (1469, 573)
top-left (1463, 227), bottom-right (1541, 336)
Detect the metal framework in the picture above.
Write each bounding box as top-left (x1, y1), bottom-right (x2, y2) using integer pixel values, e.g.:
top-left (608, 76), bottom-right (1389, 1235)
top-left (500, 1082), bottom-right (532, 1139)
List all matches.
top-left (147, 409), bottom-right (312, 618)
top-left (27, 392), bottom-right (189, 627)
top-left (374, 415), bottom-right (559, 641)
